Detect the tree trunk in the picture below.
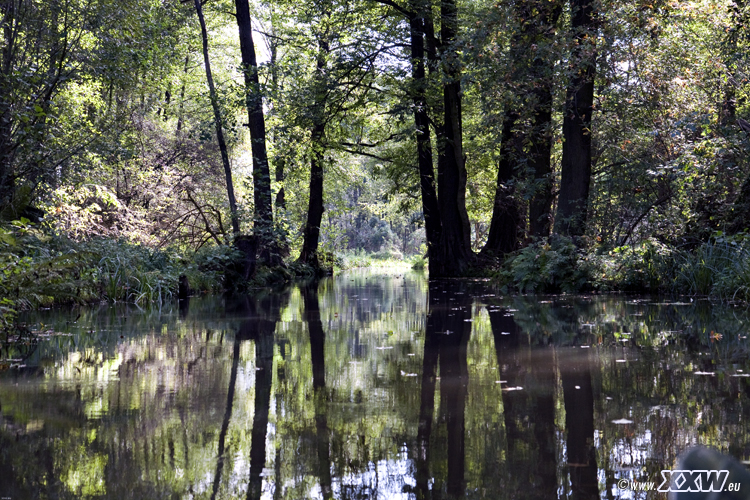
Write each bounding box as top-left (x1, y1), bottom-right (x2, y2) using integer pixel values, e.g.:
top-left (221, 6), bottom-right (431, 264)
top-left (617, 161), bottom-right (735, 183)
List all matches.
top-left (298, 37), bottom-right (330, 268)
top-left (527, 70), bottom-right (557, 238)
top-left (408, 4), bottom-right (442, 260)
top-left (431, 0), bottom-right (473, 277)
top-left (483, 0), bottom-right (561, 254)
top-left (176, 53), bottom-right (189, 135)
top-left (723, 0), bottom-right (746, 124)
top-left (482, 111), bottom-right (521, 257)
top-left (268, 19), bottom-right (290, 257)
top-left (235, 0), bottom-right (277, 262)
top-left (194, 0), bottom-right (240, 236)
top-left (555, 0), bottom-right (597, 237)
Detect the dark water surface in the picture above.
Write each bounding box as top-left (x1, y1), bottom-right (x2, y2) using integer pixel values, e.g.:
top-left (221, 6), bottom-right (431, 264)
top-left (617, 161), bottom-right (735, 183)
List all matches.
top-left (2, 270), bottom-right (750, 499)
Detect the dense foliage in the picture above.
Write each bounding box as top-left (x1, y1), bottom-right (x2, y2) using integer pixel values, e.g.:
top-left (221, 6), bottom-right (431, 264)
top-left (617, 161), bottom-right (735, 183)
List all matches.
top-left (4, 0), bottom-right (750, 308)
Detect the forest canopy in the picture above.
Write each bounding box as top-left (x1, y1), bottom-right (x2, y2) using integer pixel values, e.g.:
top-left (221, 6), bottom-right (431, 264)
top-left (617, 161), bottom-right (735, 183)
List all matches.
top-left (2, 0), bottom-right (750, 307)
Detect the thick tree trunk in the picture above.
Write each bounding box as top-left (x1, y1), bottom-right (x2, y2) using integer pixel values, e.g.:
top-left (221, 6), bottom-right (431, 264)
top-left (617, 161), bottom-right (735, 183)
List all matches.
top-left (409, 5), bottom-right (442, 260)
top-left (194, 0), bottom-right (240, 236)
top-left (555, 0), bottom-right (597, 237)
top-left (431, 0), bottom-right (473, 277)
top-left (524, 1), bottom-right (561, 238)
top-left (527, 78), bottom-right (557, 238)
top-left (482, 1), bottom-right (560, 257)
top-left (482, 111), bottom-right (521, 257)
top-left (235, 0), bottom-right (278, 262)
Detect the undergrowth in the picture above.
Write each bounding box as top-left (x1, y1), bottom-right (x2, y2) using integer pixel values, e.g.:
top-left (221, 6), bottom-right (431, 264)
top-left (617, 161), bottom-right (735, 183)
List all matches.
top-left (0, 219), bottom-right (242, 329)
top-left (493, 232), bottom-right (750, 302)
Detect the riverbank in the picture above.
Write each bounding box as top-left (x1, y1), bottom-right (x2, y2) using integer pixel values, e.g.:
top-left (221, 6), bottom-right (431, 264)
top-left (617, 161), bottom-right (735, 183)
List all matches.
top-left (4, 219), bottom-right (748, 334)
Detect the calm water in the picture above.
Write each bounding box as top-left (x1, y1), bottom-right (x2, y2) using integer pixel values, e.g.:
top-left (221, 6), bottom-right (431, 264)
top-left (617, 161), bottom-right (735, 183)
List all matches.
top-left (2, 270), bottom-right (750, 499)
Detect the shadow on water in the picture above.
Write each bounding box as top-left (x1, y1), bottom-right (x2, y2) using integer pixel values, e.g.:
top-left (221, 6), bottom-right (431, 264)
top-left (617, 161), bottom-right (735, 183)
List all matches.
top-left (5, 272), bottom-right (750, 498)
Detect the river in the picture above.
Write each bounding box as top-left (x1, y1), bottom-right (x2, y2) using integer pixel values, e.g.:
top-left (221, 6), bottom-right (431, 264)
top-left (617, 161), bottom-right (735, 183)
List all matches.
top-left (1, 269), bottom-right (749, 499)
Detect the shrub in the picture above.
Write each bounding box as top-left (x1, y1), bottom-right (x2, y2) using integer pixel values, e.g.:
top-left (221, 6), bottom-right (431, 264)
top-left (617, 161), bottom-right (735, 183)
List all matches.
top-left (497, 236), bottom-right (599, 293)
top-left (411, 255), bottom-right (426, 270)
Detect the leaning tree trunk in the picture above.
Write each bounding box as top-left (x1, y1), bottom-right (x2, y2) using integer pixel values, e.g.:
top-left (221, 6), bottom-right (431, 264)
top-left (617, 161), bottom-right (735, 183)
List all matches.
top-left (555, 0), bottom-right (597, 238)
top-left (235, 0), bottom-right (279, 264)
top-left (194, 0), bottom-right (240, 236)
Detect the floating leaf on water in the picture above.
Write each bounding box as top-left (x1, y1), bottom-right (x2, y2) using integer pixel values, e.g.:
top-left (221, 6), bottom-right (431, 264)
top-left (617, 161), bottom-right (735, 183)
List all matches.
top-left (375, 346), bottom-right (393, 350)
top-left (400, 371), bottom-right (417, 377)
top-left (612, 419), bottom-right (633, 424)
top-left (694, 371), bottom-right (715, 376)
top-left (502, 386), bottom-right (523, 392)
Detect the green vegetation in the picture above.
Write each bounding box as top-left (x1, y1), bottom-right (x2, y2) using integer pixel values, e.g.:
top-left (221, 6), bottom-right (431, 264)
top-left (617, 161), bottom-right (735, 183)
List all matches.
top-left (5, 0), bottom-right (750, 316)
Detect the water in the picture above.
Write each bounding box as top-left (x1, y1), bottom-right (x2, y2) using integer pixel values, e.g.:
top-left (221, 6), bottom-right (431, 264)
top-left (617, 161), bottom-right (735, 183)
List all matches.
top-left (2, 269), bottom-right (750, 499)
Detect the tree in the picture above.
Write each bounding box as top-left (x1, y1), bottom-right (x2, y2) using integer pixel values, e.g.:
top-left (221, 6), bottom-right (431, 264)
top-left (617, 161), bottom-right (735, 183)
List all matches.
top-left (555, 0), bottom-right (597, 237)
top-left (193, 0), bottom-right (240, 236)
top-left (235, 0), bottom-right (279, 264)
top-left (297, 13), bottom-right (330, 267)
top-left (408, 0), bottom-right (441, 261)
top-left (483, 0), bottom-right (562, 257)
top-left (0, 0), bottom-right (84, 215)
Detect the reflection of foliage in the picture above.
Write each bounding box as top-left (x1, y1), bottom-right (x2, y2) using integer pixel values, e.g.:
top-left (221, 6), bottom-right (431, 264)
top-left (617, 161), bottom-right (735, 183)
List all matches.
top-left (2, 275), bottom-right (750, 498)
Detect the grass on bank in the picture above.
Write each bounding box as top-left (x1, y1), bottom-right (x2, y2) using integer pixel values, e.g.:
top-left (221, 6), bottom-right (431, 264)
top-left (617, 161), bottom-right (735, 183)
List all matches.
top-left (0, 220), bottom-right (425, 328)
top-left (0, 219), bottom-right (242, 328)
top-left (493, 231), bottom-right (750, 301)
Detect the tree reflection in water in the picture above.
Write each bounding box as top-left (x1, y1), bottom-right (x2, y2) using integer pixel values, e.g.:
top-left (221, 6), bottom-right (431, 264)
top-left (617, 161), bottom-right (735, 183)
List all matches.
top-left (3, 272), bottom-right (750, 499)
